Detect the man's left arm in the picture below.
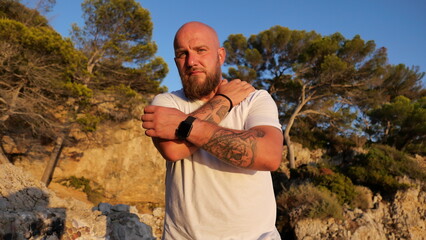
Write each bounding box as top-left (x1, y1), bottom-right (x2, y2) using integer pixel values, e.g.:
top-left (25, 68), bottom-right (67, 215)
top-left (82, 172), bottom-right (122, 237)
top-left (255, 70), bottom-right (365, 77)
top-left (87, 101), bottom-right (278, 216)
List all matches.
top-left (188, 121), bottom-right (283, 171)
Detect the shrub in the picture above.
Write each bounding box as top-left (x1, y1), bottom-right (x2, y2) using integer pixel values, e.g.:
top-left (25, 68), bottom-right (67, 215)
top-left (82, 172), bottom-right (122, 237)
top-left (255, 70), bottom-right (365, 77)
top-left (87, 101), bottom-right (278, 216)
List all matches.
top-left (76, 113), bottom-right (101, 132)
top-left (276, 182), bottom-right (343, 221)
top-left (352, 186), bottom-right (373, 210)
top-left (345, 144), bottom-right (426, 199)
top-left (290, 164), bottom-right (359, 207)
top-left (58, 176), bottom-right (104, 204)
top-left (59, 175), bottom-right (91, 192)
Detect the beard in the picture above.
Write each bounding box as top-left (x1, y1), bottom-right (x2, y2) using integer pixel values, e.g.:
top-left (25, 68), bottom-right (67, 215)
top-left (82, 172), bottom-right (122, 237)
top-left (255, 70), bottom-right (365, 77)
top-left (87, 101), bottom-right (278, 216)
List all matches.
top-left (181, 59), bottom-right (221, 101)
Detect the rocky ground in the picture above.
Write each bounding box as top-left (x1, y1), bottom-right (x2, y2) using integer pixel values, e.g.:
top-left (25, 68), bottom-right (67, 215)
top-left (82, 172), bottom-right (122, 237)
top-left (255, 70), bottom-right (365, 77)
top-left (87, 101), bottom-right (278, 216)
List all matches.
top-left (3, 160), bottom-right (426, 240)
top-left (291, 184), bottom-right (426, 239)
top-left (0, 163), bottom-right (164, 240)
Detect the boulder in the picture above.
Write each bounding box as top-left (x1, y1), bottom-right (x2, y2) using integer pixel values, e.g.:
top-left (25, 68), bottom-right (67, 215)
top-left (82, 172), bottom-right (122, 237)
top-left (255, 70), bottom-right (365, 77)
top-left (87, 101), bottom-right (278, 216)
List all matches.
top-left (0, 163), bottom-right (158, 240)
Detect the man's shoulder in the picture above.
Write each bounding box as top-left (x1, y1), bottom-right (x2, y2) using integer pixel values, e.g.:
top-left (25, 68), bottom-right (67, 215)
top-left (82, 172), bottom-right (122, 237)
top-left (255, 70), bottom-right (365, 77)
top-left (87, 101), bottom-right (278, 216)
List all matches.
top-left (155, 89), bottom-right (185, 99)
top-left (245, 89), bottom-right (273, 102)
top-left (253, 89), bottom-right (270, 96)
top-left (152, 89), bottom-right (187, 105)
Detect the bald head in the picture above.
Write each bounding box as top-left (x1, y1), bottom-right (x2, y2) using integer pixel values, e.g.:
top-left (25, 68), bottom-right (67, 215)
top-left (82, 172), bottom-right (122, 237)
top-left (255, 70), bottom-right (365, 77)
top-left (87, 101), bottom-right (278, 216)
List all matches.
top-left (174, 21), bottom-right (220, 49)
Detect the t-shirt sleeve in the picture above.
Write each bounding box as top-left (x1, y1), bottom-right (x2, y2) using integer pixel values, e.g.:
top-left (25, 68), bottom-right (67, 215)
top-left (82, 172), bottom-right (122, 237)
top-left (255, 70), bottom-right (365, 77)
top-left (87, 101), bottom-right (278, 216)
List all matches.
top-left (151, 93), bottom-right (179, 109)
top-left (245, 90), bottom-right (282, 130)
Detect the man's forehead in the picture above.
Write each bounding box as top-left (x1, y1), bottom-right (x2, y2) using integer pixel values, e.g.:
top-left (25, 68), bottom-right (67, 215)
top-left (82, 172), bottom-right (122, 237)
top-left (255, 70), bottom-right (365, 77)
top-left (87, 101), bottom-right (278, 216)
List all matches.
top-left (174, 22), bottom-right (220, 48)
top-left (175, 34), bottom-right (217, 51)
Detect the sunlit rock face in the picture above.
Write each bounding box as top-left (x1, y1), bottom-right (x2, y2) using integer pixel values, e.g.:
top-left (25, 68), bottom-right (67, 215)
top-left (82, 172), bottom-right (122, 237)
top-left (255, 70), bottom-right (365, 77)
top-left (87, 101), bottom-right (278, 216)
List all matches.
top-left (0, 163), bottom-right (158, 240)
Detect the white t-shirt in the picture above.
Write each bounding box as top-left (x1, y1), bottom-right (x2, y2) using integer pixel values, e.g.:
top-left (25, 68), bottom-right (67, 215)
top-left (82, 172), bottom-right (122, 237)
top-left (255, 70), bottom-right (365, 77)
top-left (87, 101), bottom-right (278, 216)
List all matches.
top-left (152, 89), bottom-right (282, 240)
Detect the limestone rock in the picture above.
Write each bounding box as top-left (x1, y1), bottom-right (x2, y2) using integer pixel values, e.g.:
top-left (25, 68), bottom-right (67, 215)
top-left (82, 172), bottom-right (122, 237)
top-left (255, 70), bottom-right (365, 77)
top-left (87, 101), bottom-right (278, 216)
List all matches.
top-left (14, 119), bottom-right (166, 204)
top-left (294, 218), bottom-right (328, 239)
top-left (0, 163), bottom-right (157, 240)
top-left (93, 203), bottom-right (156, 240)
top-left (292, 186), bottom-right (426, 240)
top-left (280, 142), bottom-right (325, 175)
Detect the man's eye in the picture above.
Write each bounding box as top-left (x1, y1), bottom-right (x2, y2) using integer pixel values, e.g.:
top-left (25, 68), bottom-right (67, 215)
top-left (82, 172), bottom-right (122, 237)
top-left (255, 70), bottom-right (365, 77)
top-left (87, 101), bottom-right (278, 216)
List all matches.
top-left (176, 52), bottom-right (186, 58)
top-left (197, 49), bottom-right (207, 54)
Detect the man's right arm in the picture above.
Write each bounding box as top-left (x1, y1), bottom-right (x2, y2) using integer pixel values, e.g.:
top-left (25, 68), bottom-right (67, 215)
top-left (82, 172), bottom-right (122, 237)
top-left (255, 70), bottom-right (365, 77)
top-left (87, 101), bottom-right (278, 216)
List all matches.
top-left (150, 79), bottom-right (254, 161)
top-left (152, 95), bottom-right (230, 161)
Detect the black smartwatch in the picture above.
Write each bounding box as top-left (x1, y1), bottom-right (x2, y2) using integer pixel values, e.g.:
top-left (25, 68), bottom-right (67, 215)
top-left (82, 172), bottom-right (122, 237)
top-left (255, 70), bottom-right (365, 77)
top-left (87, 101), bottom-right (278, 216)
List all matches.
top-left (175, 116), bottom-right (196, 140)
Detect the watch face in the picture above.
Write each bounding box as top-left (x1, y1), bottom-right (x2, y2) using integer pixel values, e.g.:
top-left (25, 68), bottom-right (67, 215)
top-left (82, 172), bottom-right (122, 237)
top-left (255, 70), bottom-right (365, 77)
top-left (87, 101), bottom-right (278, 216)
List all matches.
top-left (177, 121), bottom-right (191, 139)
top-left (176, 116), bottom-right (196, 140)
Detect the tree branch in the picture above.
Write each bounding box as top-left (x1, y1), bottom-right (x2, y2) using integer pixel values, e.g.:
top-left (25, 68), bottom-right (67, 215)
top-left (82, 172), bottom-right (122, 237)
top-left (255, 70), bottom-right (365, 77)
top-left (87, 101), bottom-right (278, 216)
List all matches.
top-left (298, 109), bottom-right (331, 117)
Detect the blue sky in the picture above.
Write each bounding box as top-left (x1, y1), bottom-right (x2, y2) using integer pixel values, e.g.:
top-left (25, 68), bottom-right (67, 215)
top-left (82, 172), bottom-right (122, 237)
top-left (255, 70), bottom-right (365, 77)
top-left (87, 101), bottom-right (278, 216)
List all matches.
top-left (45, 0), bottom-right (426, 92)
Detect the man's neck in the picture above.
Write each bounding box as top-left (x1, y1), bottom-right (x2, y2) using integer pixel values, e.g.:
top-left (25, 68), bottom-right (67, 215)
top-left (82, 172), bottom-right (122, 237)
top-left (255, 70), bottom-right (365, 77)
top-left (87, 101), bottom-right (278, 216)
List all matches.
top-left (198, 85), bottom-right (220, 102)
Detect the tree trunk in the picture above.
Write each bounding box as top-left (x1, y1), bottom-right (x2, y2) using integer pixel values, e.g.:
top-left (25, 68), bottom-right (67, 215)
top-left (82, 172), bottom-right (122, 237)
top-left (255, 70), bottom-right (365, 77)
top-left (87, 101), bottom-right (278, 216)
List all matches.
top-left (284, 106), bottom-right (299, 169)
top-left (41, 132), bottom-right (66, 186)
top-left (285, 84), bottom-right (313, 169)
top-left (285, 100), bottom-right (307, 169)
top-left (284, 131), bottom-right (295, 169)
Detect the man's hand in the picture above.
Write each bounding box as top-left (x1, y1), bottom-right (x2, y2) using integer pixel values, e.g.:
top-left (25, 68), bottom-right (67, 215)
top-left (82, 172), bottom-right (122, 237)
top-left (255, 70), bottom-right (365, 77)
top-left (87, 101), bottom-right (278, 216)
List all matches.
top-left (216, 79), bottom-right (255, 106)
top-left (141, 106), bottom-right (187, 140)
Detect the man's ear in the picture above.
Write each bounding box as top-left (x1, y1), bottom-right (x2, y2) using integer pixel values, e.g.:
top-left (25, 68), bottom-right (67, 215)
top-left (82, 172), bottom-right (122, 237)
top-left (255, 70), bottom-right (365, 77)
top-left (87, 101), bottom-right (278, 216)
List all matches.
top-left (218, 47), bottom-right (226, 64)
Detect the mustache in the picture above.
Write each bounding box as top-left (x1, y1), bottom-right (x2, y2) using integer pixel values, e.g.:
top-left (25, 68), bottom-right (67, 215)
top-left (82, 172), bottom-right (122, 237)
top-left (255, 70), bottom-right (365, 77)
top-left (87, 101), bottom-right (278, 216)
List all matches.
top-left (185, 67), bottom-right (205, 74)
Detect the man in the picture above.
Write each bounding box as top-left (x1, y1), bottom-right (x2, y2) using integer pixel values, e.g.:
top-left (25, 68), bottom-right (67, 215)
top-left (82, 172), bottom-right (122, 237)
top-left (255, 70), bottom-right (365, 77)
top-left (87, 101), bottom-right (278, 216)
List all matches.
top-left (141, 21), bottom-right (283, 239)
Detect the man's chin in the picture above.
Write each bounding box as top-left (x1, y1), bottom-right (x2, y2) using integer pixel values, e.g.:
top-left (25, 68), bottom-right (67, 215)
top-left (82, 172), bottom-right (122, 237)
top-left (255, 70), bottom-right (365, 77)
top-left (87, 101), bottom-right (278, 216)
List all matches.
top-left (188, 75), bottom-right (206, 83)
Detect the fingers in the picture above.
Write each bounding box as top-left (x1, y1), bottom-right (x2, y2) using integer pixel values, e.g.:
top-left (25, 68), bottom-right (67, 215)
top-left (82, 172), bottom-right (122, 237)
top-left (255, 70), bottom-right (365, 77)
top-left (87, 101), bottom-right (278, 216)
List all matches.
top-left (226, 79), bottom-right (254, 92)
top-left (142, 120), bottom-right (154, 129)
top-left (141, 106), bottom-right (155, 131)
top-left (145, 129), bottom-right (155, 137)
top-left (140, 105), bottom-right (184, 140)
top-left (140, 113), bottom-right (154, 122)
top-left (144, 105), bottom-right (156, 113)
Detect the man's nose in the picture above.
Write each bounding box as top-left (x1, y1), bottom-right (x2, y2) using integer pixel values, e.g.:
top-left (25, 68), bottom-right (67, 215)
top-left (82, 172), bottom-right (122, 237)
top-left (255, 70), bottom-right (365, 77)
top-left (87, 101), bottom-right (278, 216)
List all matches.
top-left (186, 52), bottom-right (198, 67)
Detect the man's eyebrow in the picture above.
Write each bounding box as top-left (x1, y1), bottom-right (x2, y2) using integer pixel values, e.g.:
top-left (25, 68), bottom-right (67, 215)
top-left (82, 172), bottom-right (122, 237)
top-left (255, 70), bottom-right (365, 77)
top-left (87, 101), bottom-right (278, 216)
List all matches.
top-left (175, 45), bottom-right (209, 51)
top-left (194, 45), bottom-right (209, 49)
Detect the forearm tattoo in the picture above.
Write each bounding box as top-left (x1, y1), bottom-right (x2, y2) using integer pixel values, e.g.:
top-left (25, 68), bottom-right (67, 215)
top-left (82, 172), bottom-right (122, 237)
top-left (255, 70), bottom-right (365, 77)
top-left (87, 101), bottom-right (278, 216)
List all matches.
top-left (193, 99), bottom-right (229, 123)
top-left (202, 128), bottom-right (266, 168)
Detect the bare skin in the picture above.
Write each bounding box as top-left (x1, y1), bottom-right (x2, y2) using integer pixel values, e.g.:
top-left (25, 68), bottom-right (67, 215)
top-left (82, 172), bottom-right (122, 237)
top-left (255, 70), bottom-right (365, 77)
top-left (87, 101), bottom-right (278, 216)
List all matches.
top-left (141, 22), bottom-right (283, 171)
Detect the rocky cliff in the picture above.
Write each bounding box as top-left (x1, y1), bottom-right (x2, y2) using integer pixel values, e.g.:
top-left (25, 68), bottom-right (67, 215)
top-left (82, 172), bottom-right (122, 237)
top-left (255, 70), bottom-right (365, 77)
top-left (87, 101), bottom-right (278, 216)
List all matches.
top-left (292, 184), bottom-right (426, 239)
top-left (2, 119), bottom-right (426, 239)
top-left (11, 119), bottom-right (166, 205)
top-left (280, 144), bottom-right (426, 239)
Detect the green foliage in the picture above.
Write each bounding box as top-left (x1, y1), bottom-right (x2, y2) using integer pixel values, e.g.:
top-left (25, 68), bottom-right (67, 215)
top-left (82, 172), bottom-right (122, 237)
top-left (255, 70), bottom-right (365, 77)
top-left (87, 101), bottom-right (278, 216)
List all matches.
top-left (0, 14), bottom-right (86, 140)
top-left (276, 182), bottom-right (344, 221)
top-left (64, 82), bottom-right (93, 99)
top-left (345, 145), bottom-right (426, 198)
top-left (72, 0), bottom-right (168, 89)
top-left (225, 66), bottom-right (258, 84)
top-left (0, 18), bottom-right (86, 80)
top-left (290, 164), bottom-right (363, 208)
top-left (316, 170), bottom-right (357, 205)
top-left (94, 84), bottom-right (146, 121)
top-left (58, 176), bottom-right (104, 204)
top-left (0, 0), bottom-right (50, 27)
top-left (108, 84), bottom-right (138, 98)
top-left (290, 106), bottom-right (360, 154)
top-left (223, 25), bottom-right (393, 168)
top-left (59, 176), bottom-right (91, 192)
top-left (380, 64), bottom-right (425, 101)
top-left (368, 96), bottom-right (426, 154)
top-left (76, 113), bottom-right (101, 132)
